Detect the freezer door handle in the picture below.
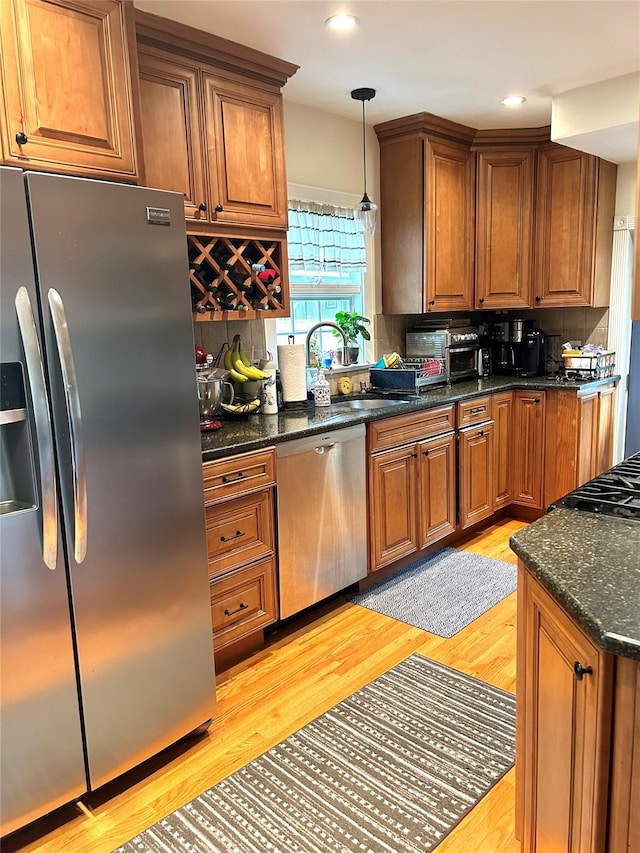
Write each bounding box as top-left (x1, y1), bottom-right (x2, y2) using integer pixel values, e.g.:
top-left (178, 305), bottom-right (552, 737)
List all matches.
top-left (14, 287), bottom-right (58, 569)
top-left (48, 289), bottom-right (87, 563)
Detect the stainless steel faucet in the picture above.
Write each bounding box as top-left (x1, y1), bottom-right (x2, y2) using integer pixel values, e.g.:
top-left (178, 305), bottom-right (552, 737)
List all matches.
top-left (304, 321), bottom-right (348, 367)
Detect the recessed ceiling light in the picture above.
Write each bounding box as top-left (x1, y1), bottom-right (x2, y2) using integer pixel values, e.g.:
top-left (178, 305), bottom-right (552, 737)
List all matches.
top-left (500, 96), bottom-right (527, 107)
top-left (325, 13), bottom-right (359, 31)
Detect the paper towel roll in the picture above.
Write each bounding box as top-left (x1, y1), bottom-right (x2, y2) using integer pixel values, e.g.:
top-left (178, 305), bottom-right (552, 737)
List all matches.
top-left (277, 343), bottom-right (307, 403)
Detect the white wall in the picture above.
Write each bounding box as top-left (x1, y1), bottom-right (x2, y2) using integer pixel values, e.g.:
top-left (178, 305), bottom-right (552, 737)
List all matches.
top-left (615, 161), bottom-right (638, 216)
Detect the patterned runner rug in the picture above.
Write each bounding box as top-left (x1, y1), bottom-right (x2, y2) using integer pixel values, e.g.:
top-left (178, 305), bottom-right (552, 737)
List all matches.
top-left (350, 547), bottom-right (517, 638)
top-left (114, 655), bottom-right (516, 853)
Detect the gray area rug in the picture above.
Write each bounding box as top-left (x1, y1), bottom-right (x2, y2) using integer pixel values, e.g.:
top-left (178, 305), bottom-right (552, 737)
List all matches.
top-left (114, 655), bottom-right (515, 853)
top-left (350, 547), bottom-right (517, 638)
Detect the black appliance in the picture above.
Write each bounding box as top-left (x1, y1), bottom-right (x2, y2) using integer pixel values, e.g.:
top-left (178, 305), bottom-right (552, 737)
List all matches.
top-left (552, 453), bottom-right (640, 522)
top-left (478, 346), bottom-right (492, 377)
top-left (490, 320), bottom-right (545, 377)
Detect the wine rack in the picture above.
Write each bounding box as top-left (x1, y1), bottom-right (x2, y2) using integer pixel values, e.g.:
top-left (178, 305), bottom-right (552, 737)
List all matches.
top-left (188, 233), bottom-right (289, 321)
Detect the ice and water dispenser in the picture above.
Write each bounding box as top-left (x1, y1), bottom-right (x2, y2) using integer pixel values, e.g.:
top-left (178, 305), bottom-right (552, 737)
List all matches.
top-left (0, 362), bottom-right (36, 515)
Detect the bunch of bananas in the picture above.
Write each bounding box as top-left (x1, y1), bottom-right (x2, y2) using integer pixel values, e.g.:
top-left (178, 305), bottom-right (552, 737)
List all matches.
top-left (223, 335), bottom-right (269, 384)
top-left (221, 398), bottom-right (262, 416)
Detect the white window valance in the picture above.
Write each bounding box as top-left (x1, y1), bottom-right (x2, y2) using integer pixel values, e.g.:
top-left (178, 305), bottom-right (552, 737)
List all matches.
top-left (287, 199), bottom-right (367, 272)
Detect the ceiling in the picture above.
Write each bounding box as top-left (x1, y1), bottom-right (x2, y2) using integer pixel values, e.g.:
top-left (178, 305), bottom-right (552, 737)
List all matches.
top-left (134, 0), bottom-right (640, 160)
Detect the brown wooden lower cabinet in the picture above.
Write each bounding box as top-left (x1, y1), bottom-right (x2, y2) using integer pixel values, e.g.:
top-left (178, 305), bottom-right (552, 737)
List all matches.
top-left (209, 556), bottom-right (278, 651)
top-left (458, 421), bottom-right (494, 528)
top-left (418, 431), bottom-right (456, 547)
top-left (513, 391), bottom-right (545, 508)
top-left (517, 563), bottom-right (639, 852)
top-left (492, 391), bottom-right (514, 509)
top-left (369, 443), bottom-right (419, 570)
top-left (597, 384), bottom-right (616, 475)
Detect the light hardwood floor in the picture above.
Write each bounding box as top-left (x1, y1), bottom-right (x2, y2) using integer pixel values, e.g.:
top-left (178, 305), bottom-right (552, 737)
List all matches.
top-left (5, 518), bottom-right (528, 853)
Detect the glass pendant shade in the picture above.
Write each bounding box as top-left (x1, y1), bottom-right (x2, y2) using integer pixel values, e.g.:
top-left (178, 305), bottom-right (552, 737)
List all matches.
top-left (354, 192), bottom-right (378, 236)
top-left (351, 87), bottom-right (377, 237)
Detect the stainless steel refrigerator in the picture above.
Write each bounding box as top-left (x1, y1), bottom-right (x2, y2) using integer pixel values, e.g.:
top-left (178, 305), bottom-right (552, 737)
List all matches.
top-left (0, 168), bottom-right (216, 837)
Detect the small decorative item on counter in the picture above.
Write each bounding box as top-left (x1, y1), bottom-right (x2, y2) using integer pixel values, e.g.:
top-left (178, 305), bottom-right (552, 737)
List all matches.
top-left (336, 376), bottom-right (353, 395)
top-left (312, 370), bottom-right (331, 407)
top-left (260, 352), bottom-right (278, 415)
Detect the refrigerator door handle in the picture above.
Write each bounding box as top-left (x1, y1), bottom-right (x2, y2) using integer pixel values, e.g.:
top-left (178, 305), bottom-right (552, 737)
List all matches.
top-left (48, 288), bottom-right (87, 564)
top-left (14, 287), bottom-right (58, 570)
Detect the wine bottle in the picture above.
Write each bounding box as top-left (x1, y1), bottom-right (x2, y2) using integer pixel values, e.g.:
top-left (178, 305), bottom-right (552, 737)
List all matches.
top-left (191, 266), bottom-right (220, 293)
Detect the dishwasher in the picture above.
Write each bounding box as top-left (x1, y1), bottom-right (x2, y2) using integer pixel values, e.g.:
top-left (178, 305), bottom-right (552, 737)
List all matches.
top-left (276, 423), bottom-right (367, 619)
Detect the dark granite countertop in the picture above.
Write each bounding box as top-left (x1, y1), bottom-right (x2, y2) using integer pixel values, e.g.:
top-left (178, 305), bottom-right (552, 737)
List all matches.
top-left (510, 509), bottom-right (640, 660)
top-left (201, 374), bottom-right (620, 461)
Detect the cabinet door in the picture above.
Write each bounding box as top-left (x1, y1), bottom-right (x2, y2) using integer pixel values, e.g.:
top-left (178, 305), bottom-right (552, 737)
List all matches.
top-left (458, 422), bottom-right (493, 529)
top-left (534, 146), bottom-right (616, 308)
top-left (475, 149), bottom-right (534, 309)
top-left (577, 392), bottom-right (599, 486)
top-left (425, 138), bottom-right (474, 312)
top-left (369, 445), bottom-right (418, 571)
top-left (203, 75), bottom-right (287, 228)
top-left (596, 384), bottom-right (615, 476)
top-left (418, 431), bottom-right (456, 547)
top-left (492, 390), bottom-right (514, 509)
top-left (0, 0), bottom-right (138, 179)
top-left (137, 48), bottom-right (206, 220)
top-left (513, 391), bottom-right (545, 508)
top-left (519, 567), bottom-right (612, 853)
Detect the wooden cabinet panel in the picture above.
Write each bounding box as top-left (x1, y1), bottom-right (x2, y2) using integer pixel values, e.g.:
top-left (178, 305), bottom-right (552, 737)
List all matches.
top-left (492, 390), bottom-right (513, 509)
top-left (577, 392), bottom-right (599, 486)
top-left (513, 391), bottom-right (545, 508)
top-left (475, 148), bottom-right (534, 309)
top-left (205, 489), bottom-right (274, 578)
top-left (203, 75), bottom-right (287, 228)
top-left (457, 395), bottom-right (492, 429)
top-left (369, 445), bottom-right (418, 571)
top-left (458, 421), bottom-right (493, 529)
top-left (137, 47), bottom-right (205, 218)
top-left (418, 432), bottom-right (456, 547)
top-left (0, 0), bottom-right (139, 179)
top-left (209, 556), bottom-right (277, 649)
top-left (203, 448), bottom-right (276, 505)
top-left (596, 384), bottom-right (615, 476)
top-left (518, 566), bottom-right (613, 853)
top-left (425, 139), bottom-right (475, 312)
top-left (534, 145), bottom-right (616, 307)
top-left (367, 405), bottom-right (455, 453)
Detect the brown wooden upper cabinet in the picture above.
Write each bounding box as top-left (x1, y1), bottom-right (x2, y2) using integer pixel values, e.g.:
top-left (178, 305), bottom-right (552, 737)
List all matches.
top-left (534, 144), bottom-right (617, 308)
top-left (0, 0), bottom-right (140, 181)
top-left (375, 114), bottom-right (475, 314)
top-left (135, 11), bottom-right (297, 230)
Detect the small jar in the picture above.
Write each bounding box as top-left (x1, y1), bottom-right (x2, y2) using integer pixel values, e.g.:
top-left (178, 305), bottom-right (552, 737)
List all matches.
top-left (312, 370), bottom-right (331, 407)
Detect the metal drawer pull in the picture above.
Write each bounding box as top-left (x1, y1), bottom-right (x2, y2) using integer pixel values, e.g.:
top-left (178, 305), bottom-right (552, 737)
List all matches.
top-left (220, 530), bottom-right (246, 542)
top-left (478, 430), bottom-right (485, 437)
top-left (224, 602), bottom-right (248, 617)
top-left (222, 472), bottom-right (245, 483)
top-left (469, 406), bottom-right (484, 414)
top-left (573, 661), bottom-right (593, 680)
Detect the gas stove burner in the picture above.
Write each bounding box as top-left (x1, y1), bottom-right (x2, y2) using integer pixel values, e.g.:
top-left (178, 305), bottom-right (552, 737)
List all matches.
top-left (554, 452), bottom-right (640, 521)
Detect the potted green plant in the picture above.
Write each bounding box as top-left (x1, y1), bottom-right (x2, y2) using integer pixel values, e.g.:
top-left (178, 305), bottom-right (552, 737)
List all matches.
top-left (333, 310), bottom-right (371, 364)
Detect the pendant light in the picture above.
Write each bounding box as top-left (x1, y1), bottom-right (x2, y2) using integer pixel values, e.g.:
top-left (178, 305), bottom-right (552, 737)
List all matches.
top-left (351, 87), bottom-right (378, 236)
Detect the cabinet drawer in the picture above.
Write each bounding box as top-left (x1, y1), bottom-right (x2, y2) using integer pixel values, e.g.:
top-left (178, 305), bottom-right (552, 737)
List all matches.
top-left (368, 404), bottom-right (454, 452)
top-left (210, 557), bottom-right (278, 648)
top-left (203, 448), bottom-right (276, 504)
top-left (457, 396), bottom-right (492, 428)
top-left (205, 489), bottom-right (274, 578)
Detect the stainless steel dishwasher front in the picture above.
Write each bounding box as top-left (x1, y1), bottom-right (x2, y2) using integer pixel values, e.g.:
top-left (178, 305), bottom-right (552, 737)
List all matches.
top-left (276, 423), bottom-right (367, 619)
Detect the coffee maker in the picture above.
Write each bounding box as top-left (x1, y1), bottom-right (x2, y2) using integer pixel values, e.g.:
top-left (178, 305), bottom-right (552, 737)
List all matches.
top-left (490, 319), bottom-right (544, 377)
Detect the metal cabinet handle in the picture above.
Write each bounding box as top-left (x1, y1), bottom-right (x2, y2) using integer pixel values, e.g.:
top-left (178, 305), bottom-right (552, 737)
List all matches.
top-left (214, 203), bottom-right (224, 213)
top-left (535, 295), bottom-right (541, 303)
top-left (429, 299), bottom-right (435, 306)
top-left (198, 201), bottom-right (207, 212)
top-left (423, 449), bottom-right (429, 456)
top-left (220, 530), bottom-right (245, 543)
top-left (478, 297), bottom-right (485, 304)
top-left (534, 398), bottom-right (541, 404)
top-left (48, 289), bottom-right (87, 563)
top-left (222, 472), bottom-right (245, 483)
top-left (15, 131), bottom-right (28, 145)
top-left (224, 602), bottom-right (248, 616)
top-left (469, 406), bottom-right (484, 414)
top-left (573, 661), bottom-right (593, 680)
top-left (478, 430), bottom-right (485, 437)
top-left (15, 287), bottom-right (58, 569)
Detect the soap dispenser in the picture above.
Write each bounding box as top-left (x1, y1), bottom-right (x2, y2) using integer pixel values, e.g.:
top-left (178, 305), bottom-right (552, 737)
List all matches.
top-left (312, 370), bottom-right (331, 407)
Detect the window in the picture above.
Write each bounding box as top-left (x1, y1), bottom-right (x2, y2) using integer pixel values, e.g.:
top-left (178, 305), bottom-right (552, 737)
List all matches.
top-left (274, 199), bottom-right (368, 363)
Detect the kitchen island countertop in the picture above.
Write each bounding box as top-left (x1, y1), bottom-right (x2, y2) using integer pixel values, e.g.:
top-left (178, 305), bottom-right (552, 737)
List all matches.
top-left (510, 508), bottom-right (640, 660)
top-left (201, 373), bottom-right (619, 461)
